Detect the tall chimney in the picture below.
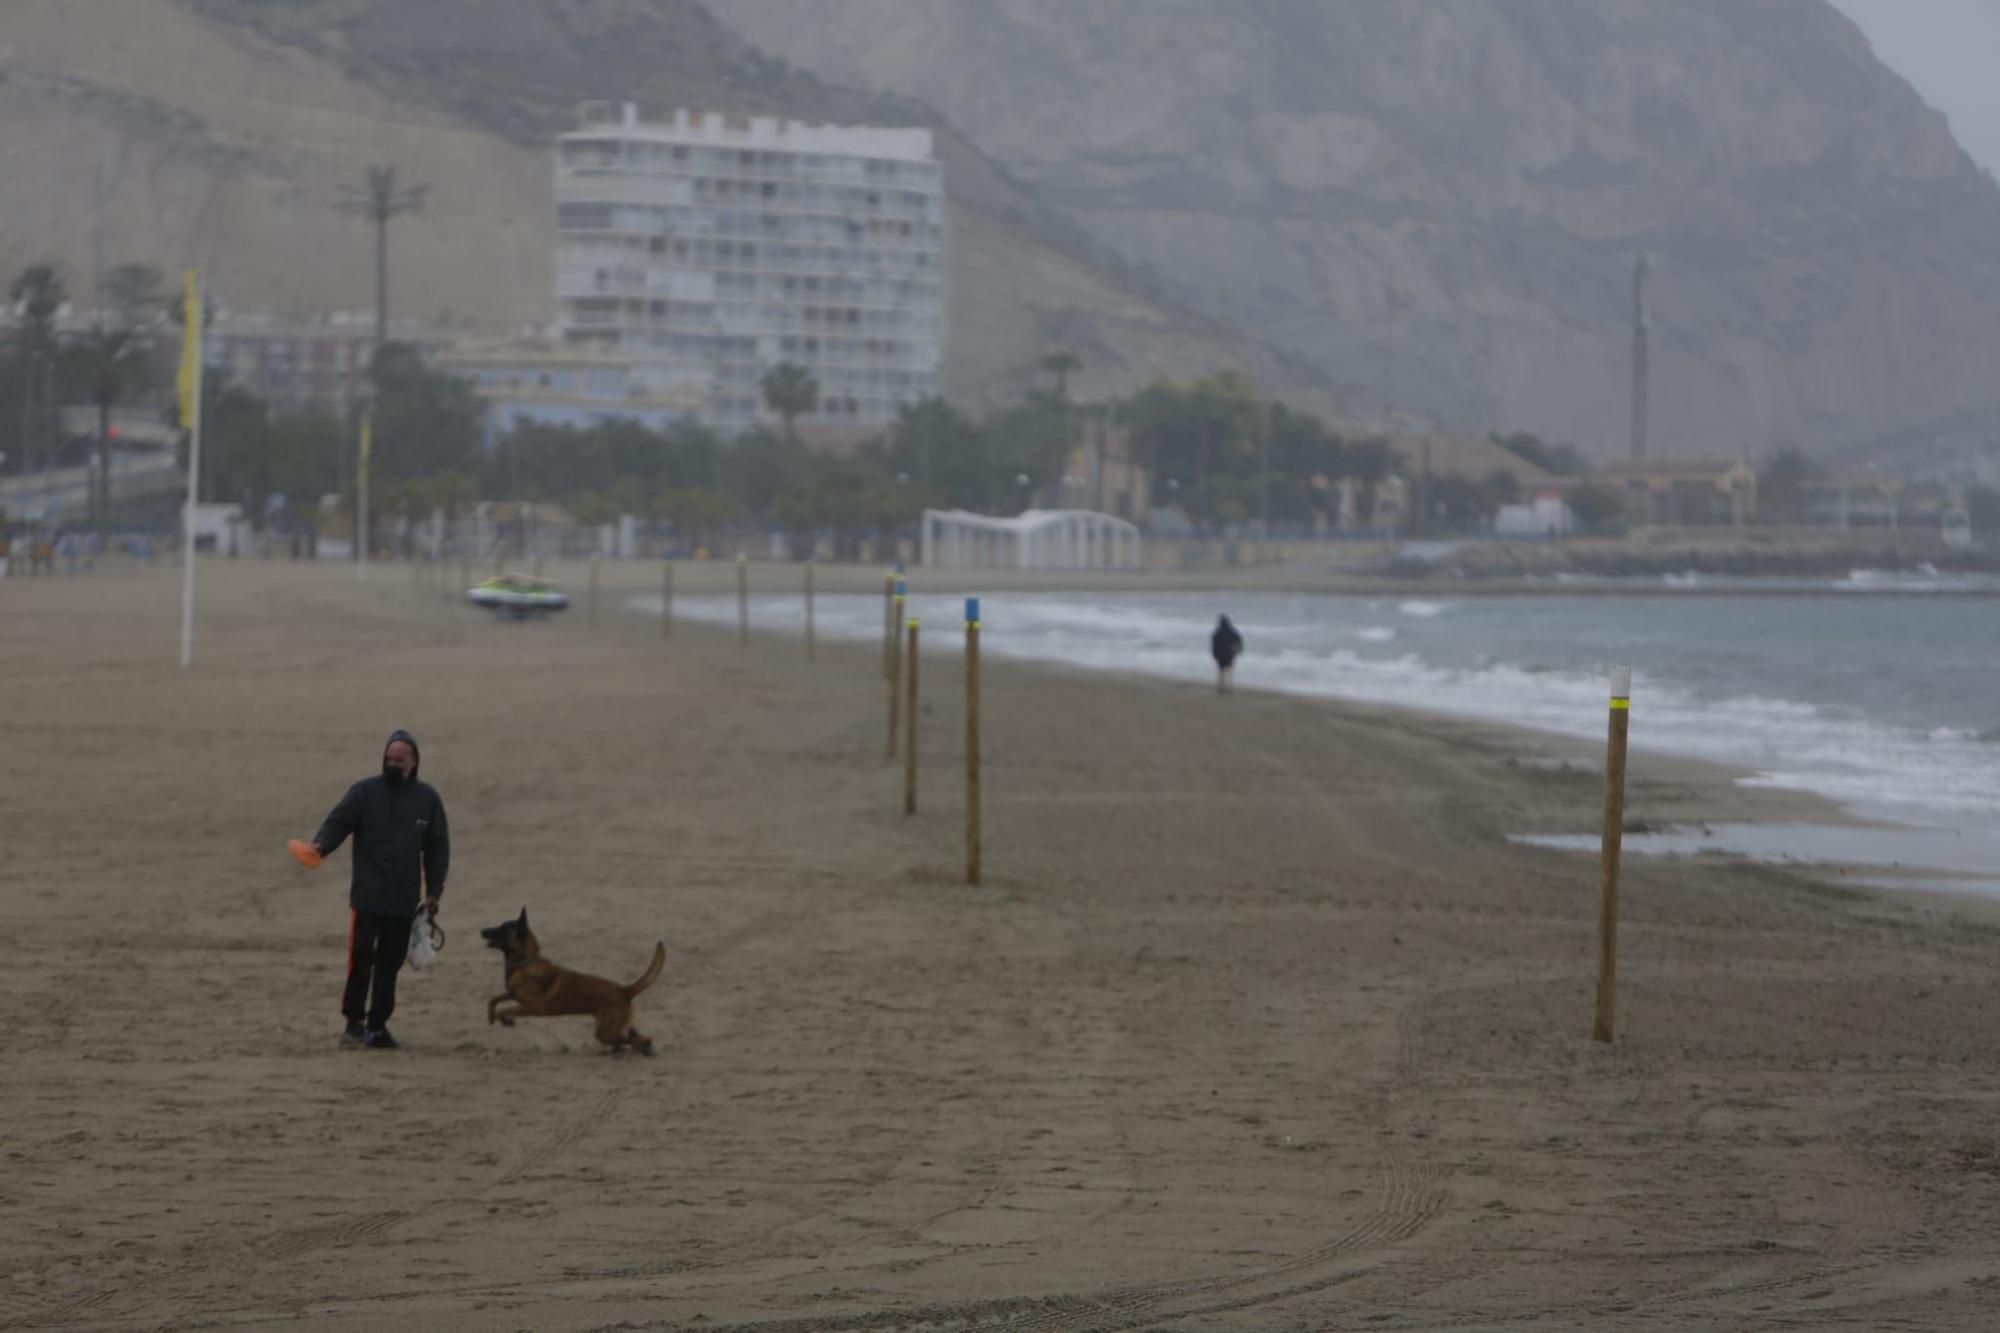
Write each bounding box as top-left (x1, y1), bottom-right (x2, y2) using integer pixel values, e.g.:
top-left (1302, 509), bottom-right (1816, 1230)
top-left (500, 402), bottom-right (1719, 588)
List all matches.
top-left (1630, 252), bottom-right (1650, 461)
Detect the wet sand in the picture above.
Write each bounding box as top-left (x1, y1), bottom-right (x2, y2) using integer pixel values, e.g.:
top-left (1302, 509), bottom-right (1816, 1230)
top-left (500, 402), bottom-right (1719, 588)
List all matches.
top-left (6, 557), bottom-right (2000, 1331)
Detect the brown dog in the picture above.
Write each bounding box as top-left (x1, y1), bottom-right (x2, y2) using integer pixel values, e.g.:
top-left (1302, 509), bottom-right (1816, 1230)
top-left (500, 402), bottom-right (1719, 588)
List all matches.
top-left (480, 909), bottom-right (665, 1055)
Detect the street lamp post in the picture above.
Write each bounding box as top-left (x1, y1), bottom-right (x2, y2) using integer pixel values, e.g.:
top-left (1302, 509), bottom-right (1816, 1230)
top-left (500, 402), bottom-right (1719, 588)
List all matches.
top-left (1259, 400), bottom-right (1271, 542)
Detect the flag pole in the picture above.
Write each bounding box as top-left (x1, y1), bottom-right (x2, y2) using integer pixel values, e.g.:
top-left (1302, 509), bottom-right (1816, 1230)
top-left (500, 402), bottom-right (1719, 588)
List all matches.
top-left (357, 412), bottom-right (372, 581)
top-left (177, 268), bottom-right (204, 669)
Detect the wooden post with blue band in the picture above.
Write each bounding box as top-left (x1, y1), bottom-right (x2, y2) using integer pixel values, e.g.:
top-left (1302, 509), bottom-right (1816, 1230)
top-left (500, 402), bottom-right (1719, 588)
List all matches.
top-left (1594, 666), bottom-right (1632, 1043)
top-left (661, 559), bottom-right (673, 638)
top-left (882, 571), bottom-right (894, 680)
top-left (805, 560), bottom-right (815, 661)
top-left (736, 551), bottom-right (749, 646)
top-left (904, 616), bottom-right (920, 815)
top-left (965, 598), bottom-right (982, 885)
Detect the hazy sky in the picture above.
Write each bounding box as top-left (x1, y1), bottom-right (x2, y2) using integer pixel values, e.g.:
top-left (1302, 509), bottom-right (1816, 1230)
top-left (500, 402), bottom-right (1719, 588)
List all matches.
top-left (1830, 0), bottom-right (2000, 174)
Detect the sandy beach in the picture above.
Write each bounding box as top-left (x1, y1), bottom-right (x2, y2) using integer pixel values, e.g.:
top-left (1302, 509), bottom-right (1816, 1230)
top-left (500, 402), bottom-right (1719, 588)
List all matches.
top-left (6, 557), bottom-right (2000, 1331)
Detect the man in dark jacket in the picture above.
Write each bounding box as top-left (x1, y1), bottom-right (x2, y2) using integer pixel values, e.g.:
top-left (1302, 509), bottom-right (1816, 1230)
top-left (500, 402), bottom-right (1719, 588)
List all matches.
top-left (1211, 615), bottom-right (1244, 695)
top-left (310, 729), bottom-right (450, 1049)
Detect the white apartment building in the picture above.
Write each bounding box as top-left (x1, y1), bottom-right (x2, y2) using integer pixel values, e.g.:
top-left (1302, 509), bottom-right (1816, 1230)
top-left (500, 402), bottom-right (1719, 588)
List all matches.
top-left (554, 102), bottom-right (944, 435)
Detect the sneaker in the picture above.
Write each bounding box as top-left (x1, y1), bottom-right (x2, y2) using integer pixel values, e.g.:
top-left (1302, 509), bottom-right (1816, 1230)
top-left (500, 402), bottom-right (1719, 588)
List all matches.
top-left (340, 1021), bottom-right (366, 1048)
top-left (362, 1027), bottom-right (400, 1050)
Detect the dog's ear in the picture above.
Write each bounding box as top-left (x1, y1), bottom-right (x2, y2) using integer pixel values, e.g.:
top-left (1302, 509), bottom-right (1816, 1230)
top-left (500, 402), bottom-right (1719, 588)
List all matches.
top-left (518, 907), bottom-right (529, 929)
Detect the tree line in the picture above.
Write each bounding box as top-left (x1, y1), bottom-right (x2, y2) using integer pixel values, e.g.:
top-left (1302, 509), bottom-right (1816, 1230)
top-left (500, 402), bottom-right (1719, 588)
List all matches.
top-left (24, 248), bottom-right (1967, 545)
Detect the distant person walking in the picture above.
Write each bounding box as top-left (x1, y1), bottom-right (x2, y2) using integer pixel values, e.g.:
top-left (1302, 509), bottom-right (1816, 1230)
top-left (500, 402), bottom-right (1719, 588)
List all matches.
top-left (306, 729), bottom-right (450, 1050)
top-left (1211, 615), bottom-right (1243, 695)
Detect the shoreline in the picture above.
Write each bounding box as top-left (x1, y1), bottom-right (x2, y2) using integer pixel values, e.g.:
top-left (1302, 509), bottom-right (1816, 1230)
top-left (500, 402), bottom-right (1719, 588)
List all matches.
top-left (641, 569), bottom-right (1998, 900)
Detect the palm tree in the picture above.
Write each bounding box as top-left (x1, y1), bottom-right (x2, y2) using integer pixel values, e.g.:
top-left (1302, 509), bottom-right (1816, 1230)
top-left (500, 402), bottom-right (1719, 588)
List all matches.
top-left (1040, 349), bottom-right (1079, 401)
top-left (336, 166), bottom-right (430, 354)
top-left (75, 264), bottom-right (164, 520)
top-left (9, 264), bottom-right (65, 474)
top-left (69, 326), bottom-right (151, 521)
top-left (760, 362), bottom-right (819, 446)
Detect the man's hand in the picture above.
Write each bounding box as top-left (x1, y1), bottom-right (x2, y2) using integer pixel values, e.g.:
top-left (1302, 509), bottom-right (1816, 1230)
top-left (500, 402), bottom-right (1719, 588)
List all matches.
top-left (422, 897), bottom-right (441, 920)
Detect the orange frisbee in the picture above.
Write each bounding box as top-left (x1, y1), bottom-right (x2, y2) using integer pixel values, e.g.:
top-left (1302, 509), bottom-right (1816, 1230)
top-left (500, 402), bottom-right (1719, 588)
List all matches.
top-left (287, 838), bottom-right (322, 869)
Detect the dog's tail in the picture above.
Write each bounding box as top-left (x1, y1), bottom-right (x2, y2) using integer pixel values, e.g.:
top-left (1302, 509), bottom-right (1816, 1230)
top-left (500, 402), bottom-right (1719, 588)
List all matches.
top-left (626, 942), bottom-right (666, 999)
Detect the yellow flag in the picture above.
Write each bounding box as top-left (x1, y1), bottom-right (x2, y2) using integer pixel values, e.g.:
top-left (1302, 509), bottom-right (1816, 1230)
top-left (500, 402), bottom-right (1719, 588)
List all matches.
top-left (175, 268), bottom-right (201, 427)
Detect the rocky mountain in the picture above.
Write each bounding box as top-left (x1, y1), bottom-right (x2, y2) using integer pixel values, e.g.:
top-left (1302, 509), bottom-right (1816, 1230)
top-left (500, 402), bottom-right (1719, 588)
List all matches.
top-left (708, 0), bottom-right (2000, 458)
top-left (0, 0), bottom-right (1278, 413)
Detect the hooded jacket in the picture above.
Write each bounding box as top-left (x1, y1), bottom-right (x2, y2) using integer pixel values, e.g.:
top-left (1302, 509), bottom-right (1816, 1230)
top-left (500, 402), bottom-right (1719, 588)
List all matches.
top-left (1211, 617), bottom-right (1243, 667)
top-left (314, 729), bottom-right (450, 918)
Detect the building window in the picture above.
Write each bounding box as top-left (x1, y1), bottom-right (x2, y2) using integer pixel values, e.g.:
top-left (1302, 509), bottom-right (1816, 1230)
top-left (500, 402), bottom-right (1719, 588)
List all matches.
top-left (559, 203), bottom-right (613, 230)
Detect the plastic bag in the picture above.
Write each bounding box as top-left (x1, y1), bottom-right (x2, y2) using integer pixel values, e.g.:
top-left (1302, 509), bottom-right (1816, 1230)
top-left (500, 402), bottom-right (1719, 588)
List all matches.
top-left (408, 914), bottom-right (444, 970)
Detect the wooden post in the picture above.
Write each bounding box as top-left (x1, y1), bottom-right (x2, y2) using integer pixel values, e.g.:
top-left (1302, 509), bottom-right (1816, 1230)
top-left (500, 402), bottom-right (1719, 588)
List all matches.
top-left (493, 541), bottom-right (504, 578)
top-left (882, 571), bottom-right (895, 680)
top-left (736, 552), bottom-right (749, 646)
top-left (588, 553), bottom-right (601, 632)
top-left (661, 559), bottom-right (673, 638)
top-left (965, 597), bottom-right (981, 885)
top-left (887, 579), bottom-right (905, 759)
top-left (904, 617), bottom-right (920, 815)
top-left (805, 560), bottom-right (816, 661)
top-left (1594, 666), bottom-right (1632, 1044)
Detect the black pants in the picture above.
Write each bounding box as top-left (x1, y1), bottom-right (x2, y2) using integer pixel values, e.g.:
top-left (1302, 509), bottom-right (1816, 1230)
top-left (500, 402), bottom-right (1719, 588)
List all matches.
top-left (343, 909), bottom-right (414, 1029)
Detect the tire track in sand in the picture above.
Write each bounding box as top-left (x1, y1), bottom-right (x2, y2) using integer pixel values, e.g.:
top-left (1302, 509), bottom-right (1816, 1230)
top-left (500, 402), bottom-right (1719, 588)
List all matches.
top-left (1, 1087), bottom-right (630, 1329)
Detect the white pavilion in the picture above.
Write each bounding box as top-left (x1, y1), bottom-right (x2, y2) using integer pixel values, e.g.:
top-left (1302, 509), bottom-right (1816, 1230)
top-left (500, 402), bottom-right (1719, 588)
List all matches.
top-left (919, 508), bottom-right (1144, 570)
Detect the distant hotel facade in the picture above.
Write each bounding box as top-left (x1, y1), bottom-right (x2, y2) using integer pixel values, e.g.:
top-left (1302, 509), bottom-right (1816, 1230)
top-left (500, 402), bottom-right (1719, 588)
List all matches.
top-left (208, 312), bottom-right (451, 416)
top-left (434, 340), bottom-right (701, 450)
top-left (553, 102), bottom-right (944, 435)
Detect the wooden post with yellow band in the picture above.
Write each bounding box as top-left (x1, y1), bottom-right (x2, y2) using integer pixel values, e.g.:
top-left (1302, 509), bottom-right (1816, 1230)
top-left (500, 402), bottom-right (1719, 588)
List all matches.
top-left (1594, 666), bottom-right (1632, 1043)
top-left (904, 617), bottom-right (920, 815)
top-left (965, 598), bottom-right (982, 885)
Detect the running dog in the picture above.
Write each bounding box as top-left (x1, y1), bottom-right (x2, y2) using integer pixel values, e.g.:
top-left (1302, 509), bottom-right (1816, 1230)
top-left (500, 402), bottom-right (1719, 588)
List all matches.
top-left (480, 908), bottom-right (665, 1055)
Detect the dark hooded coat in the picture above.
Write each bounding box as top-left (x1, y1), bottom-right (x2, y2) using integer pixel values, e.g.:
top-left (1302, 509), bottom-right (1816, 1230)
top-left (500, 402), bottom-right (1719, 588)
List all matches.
top-left (1211, 616), bottom-right (1243, 668)
top-left (314, 728), bottom-right (451, 917)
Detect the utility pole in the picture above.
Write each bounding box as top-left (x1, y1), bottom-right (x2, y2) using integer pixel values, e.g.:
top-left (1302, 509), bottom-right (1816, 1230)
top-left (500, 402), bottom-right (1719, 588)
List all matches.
top-left (337, 165), bottom-right (428, 563)
top-left (1630, 253), bottom-right (1650, 461)
top-left (338, 166), bottom-right (428, 352)
top-left (1383, 280), bottom-right (1397, 433)
top-left (1419, 436), bottom-right (1432, 538)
